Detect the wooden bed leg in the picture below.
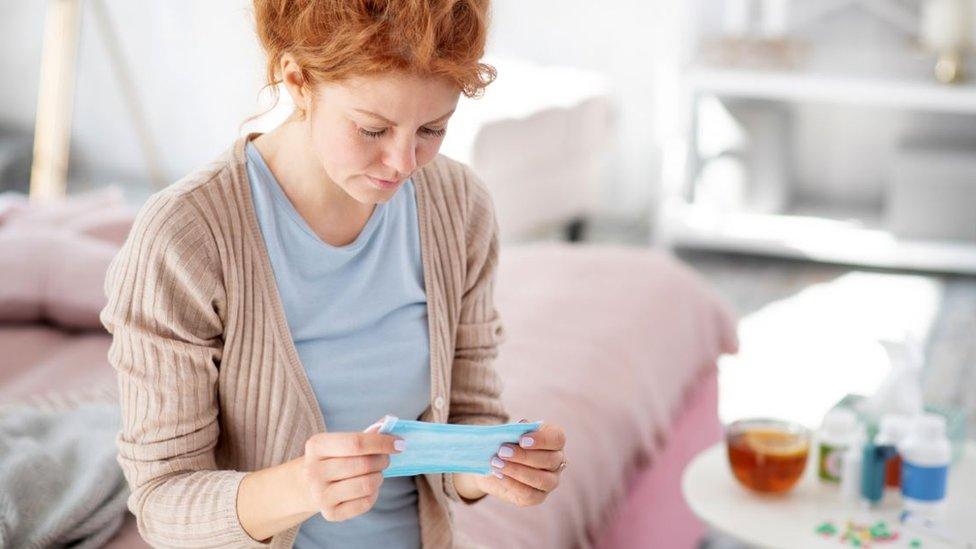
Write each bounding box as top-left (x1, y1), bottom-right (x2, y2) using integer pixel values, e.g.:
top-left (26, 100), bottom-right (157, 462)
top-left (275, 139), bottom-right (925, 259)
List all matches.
top-left (30, 0), bottom-right (81, 204)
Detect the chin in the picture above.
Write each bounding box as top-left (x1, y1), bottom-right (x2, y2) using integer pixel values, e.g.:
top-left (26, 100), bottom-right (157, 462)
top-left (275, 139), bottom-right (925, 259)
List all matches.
top-left (361, 176), bottom-right (403, 201)
top-left (349, 184), bottom-right (396, 206)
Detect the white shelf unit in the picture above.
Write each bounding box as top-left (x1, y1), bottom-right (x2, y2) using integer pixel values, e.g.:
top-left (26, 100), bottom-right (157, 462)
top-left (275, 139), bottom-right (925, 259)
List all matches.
top-left (658, 64), bottom-right (976, 275)
top-left (688, 65), bottom-right (976, 114)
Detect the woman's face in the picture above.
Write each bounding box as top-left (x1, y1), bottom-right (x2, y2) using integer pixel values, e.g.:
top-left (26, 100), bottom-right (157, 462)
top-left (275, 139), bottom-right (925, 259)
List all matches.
top-left (285, 64), bottom-right (461, 205)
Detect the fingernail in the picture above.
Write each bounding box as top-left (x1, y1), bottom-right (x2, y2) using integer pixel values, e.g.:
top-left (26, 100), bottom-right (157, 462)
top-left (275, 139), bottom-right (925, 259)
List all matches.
top-left (491, 457), bottom-right (505, 468)
top-left (492, 469), bottom-right (504, 479)
top-left (519, 437), bottom-right (534, 448)
top-left (498, 446), bottom-right (514, 458)
top-left (394, 439), bottom-right (407, 452)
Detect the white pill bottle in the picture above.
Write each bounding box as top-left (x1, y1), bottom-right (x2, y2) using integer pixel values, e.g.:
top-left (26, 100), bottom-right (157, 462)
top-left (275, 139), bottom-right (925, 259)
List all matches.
top-left (818, 408), bottom-right (858, 483)
top-left (899, 414), bottom-right (951, 516)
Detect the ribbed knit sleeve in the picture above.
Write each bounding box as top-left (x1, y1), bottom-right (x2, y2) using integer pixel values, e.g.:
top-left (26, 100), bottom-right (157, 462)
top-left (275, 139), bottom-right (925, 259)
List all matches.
top-left (99, 190), bottom-right (270, 548)
top-left (443, 165), bottom-right (511, 505)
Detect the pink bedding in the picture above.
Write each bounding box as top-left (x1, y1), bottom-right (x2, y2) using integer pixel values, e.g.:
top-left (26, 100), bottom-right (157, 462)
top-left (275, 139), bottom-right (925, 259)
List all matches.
top-left (449, 244), bottom-right (737, 548)
top-left (597, 369), bottom-right (721, 549)
top-left (1, 194), bottom-right (737, 548)
top-left (0, 188), bottom-right (134, 330)
top-left (0, 326), bottom-right (114, 404)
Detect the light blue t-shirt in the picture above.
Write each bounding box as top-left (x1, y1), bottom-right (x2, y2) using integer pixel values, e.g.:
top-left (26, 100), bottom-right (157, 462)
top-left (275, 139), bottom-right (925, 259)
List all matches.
top-left (245, 141), bottom-right (429, 549)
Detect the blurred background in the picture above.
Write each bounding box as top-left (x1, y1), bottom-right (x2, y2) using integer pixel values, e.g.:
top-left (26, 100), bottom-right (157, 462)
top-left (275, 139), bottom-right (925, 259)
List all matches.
top-left (3, 0), bottom-right (971, 430)
top-left (1, 1), bottom-right (975, 546)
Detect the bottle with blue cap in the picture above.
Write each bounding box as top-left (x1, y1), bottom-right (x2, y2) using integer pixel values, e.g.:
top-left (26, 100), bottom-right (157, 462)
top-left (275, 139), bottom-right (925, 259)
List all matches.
top-left (899, 413), bottom-right (950, 517)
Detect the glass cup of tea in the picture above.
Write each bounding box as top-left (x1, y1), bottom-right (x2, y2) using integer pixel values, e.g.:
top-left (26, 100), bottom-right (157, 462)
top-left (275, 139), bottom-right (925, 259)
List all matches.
top-left (726, 418), bottom-right (811, 494)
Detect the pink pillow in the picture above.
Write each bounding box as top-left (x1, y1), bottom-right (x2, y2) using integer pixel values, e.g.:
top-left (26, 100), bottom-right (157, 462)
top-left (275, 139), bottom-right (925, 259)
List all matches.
top-left (0, 192), bottom-right (30, 224)
top-left (0, 187), bottom-right (137, 329)
top-left (0, 187), bottom-right (125, 230)
top-left (0, 229), bottom-right (118, 330)
top-left (69, 204), bottom-right (138, 246)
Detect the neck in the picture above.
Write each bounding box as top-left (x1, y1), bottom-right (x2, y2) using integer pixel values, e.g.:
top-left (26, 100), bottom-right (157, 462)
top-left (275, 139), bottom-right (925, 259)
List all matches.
top-left (250, 118), bottom-right (374, 246)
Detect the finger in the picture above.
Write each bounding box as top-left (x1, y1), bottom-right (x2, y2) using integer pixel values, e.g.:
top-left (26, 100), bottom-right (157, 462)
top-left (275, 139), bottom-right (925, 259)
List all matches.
top-left (306, 432), bottom-right (404, 459)
top-left (324, 471), bottom-right (384, 506)
top-left (496, 444), bottom-right (564, 470)
top-left (490, 458), bottom-right (560, 493)
top-left (323, 492), bottom-right (377, 522)
top-left (518, 422), bottom-right (564, 451)
top-left (481, 467), bottom-right (547, 506)
top-left (319, 453), bottom-right (391, 481)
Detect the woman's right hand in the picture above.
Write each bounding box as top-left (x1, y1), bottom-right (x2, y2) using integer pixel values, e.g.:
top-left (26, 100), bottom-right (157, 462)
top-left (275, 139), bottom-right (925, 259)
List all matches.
top-left (300, 420), bottom-right (405, 522)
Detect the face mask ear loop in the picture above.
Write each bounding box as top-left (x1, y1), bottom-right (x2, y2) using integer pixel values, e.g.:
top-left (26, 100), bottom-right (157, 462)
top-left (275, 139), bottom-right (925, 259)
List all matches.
top-left (377, 414), bottom-right (399, 433)
top-left (363, 414), bottom-right (399, 433)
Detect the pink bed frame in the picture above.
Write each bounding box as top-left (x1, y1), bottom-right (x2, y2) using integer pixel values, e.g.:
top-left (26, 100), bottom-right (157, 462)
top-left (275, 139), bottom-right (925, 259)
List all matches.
top-left (596, 369), bottom-right (721, 549)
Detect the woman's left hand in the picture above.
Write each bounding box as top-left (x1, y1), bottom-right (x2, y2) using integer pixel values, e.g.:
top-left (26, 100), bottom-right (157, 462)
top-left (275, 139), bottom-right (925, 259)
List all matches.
top-left (475, 420), bottom-right (566, 506)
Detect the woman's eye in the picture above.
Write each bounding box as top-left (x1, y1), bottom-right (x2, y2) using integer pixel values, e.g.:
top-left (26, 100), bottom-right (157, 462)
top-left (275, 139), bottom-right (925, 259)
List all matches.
top-left (359, 127), bottom-right (387, 139)
top-left (421, 127), bottom-right (447, 138)
top-left (359, 126), bottom-right (446, 139)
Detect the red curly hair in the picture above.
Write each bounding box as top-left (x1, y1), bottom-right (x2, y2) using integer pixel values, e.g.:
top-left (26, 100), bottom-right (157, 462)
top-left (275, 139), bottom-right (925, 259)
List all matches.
top-left (252, 0), bottom-right (495, 118)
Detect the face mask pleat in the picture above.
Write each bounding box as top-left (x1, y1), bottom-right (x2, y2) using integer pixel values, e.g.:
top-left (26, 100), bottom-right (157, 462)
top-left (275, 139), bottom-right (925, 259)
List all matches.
top-left (377, 416), bottom-right (543, 477)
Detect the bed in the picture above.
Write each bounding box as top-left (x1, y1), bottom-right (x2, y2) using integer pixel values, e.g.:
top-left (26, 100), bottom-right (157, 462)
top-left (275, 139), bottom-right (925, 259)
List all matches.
top-left (0, 192), bottom-right (736, 548)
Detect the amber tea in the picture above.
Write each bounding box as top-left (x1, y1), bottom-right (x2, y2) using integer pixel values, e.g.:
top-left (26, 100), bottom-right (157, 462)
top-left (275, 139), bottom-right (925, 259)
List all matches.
top-left (726, 420), bottom-right (810, 493)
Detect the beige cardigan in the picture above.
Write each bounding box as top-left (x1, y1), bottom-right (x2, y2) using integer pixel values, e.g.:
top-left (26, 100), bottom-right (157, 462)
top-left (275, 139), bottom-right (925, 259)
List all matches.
top-left (99, 133), bottom-right (510, 548)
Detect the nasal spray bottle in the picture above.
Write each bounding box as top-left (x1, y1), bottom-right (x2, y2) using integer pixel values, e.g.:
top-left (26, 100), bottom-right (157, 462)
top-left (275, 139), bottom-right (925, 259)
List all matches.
top-left (861, 433), bottom-right (897, 505)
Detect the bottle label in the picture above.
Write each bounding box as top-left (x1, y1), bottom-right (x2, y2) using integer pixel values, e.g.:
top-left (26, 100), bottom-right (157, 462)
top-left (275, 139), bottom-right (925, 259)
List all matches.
top-left (901, 460), bottom-right (947, 501)
top-left (819, 443), bottom-right (844, 482)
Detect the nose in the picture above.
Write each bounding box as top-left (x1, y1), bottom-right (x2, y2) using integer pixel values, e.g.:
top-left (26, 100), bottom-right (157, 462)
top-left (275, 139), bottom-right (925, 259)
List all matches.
top-left (384, 135), bottom-right (417, 178)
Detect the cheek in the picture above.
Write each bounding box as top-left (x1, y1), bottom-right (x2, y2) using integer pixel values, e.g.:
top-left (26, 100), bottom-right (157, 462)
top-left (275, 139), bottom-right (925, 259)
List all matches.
top-left (311, 120), bottom-right (378, 172)
top-left (415, 138), bottom-right (443, 166)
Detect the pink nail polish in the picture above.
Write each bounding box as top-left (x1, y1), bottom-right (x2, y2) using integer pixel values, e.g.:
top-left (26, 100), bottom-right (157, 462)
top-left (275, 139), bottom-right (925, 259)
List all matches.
top-left (520, 437), bottom-right (534, 448)
top-left (492, 469), bottom-right (504, 479)
top-left (491, 457), bottom-right (505, 468)
top-left (498, 446), bottom-right (514, 458)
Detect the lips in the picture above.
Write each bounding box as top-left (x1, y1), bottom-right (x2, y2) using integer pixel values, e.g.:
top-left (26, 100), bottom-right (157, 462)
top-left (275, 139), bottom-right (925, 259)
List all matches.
top-left (367, 175), bottom-right (400, 189)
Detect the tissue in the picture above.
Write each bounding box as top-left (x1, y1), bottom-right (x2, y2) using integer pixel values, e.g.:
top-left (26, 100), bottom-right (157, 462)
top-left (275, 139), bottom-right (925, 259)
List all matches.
top-left (857, 338), bottom-right (925, 420)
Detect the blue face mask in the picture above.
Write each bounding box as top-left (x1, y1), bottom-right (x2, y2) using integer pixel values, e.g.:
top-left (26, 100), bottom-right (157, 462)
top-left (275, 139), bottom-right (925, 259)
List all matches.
top-left (368, 415), bottom-right (543, 477)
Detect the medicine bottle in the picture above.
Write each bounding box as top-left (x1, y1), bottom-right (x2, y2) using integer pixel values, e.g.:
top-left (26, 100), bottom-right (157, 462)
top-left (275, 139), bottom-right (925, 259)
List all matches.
top-left (900, 414), bottom-right (950, 516)
top-left (875, 414), bottom-right (911, 488)
top-left (818, 408), bottom-right (858, 483)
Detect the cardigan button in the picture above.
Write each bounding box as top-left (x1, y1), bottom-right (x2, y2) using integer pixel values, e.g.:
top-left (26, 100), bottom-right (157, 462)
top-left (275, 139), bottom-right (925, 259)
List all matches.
top-left (433, 396), bottom-right (445, 410)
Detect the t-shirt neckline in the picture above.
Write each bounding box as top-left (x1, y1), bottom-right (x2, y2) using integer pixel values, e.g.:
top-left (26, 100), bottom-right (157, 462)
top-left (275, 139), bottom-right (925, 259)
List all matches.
top-left (245, 139), bottom-right (388, 253)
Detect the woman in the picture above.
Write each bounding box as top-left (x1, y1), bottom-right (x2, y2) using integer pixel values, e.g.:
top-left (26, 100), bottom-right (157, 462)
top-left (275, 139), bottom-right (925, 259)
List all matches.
top-left (99, 0), bottom-right (566, 547)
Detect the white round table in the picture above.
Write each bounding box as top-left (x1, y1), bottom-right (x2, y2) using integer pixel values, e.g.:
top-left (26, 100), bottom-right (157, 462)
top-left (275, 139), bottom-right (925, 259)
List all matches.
top-left (682, 441), bottom-right (976, 549)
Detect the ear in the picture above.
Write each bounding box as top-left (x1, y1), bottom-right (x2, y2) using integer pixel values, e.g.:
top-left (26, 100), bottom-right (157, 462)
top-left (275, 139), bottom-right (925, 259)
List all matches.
top-left (279, 52), bottom-right (310, 114)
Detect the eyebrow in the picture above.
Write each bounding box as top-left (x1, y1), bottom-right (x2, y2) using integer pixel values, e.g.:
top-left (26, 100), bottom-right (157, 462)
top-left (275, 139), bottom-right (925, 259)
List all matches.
top-left (353, 108), bottom-right (455, 126)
